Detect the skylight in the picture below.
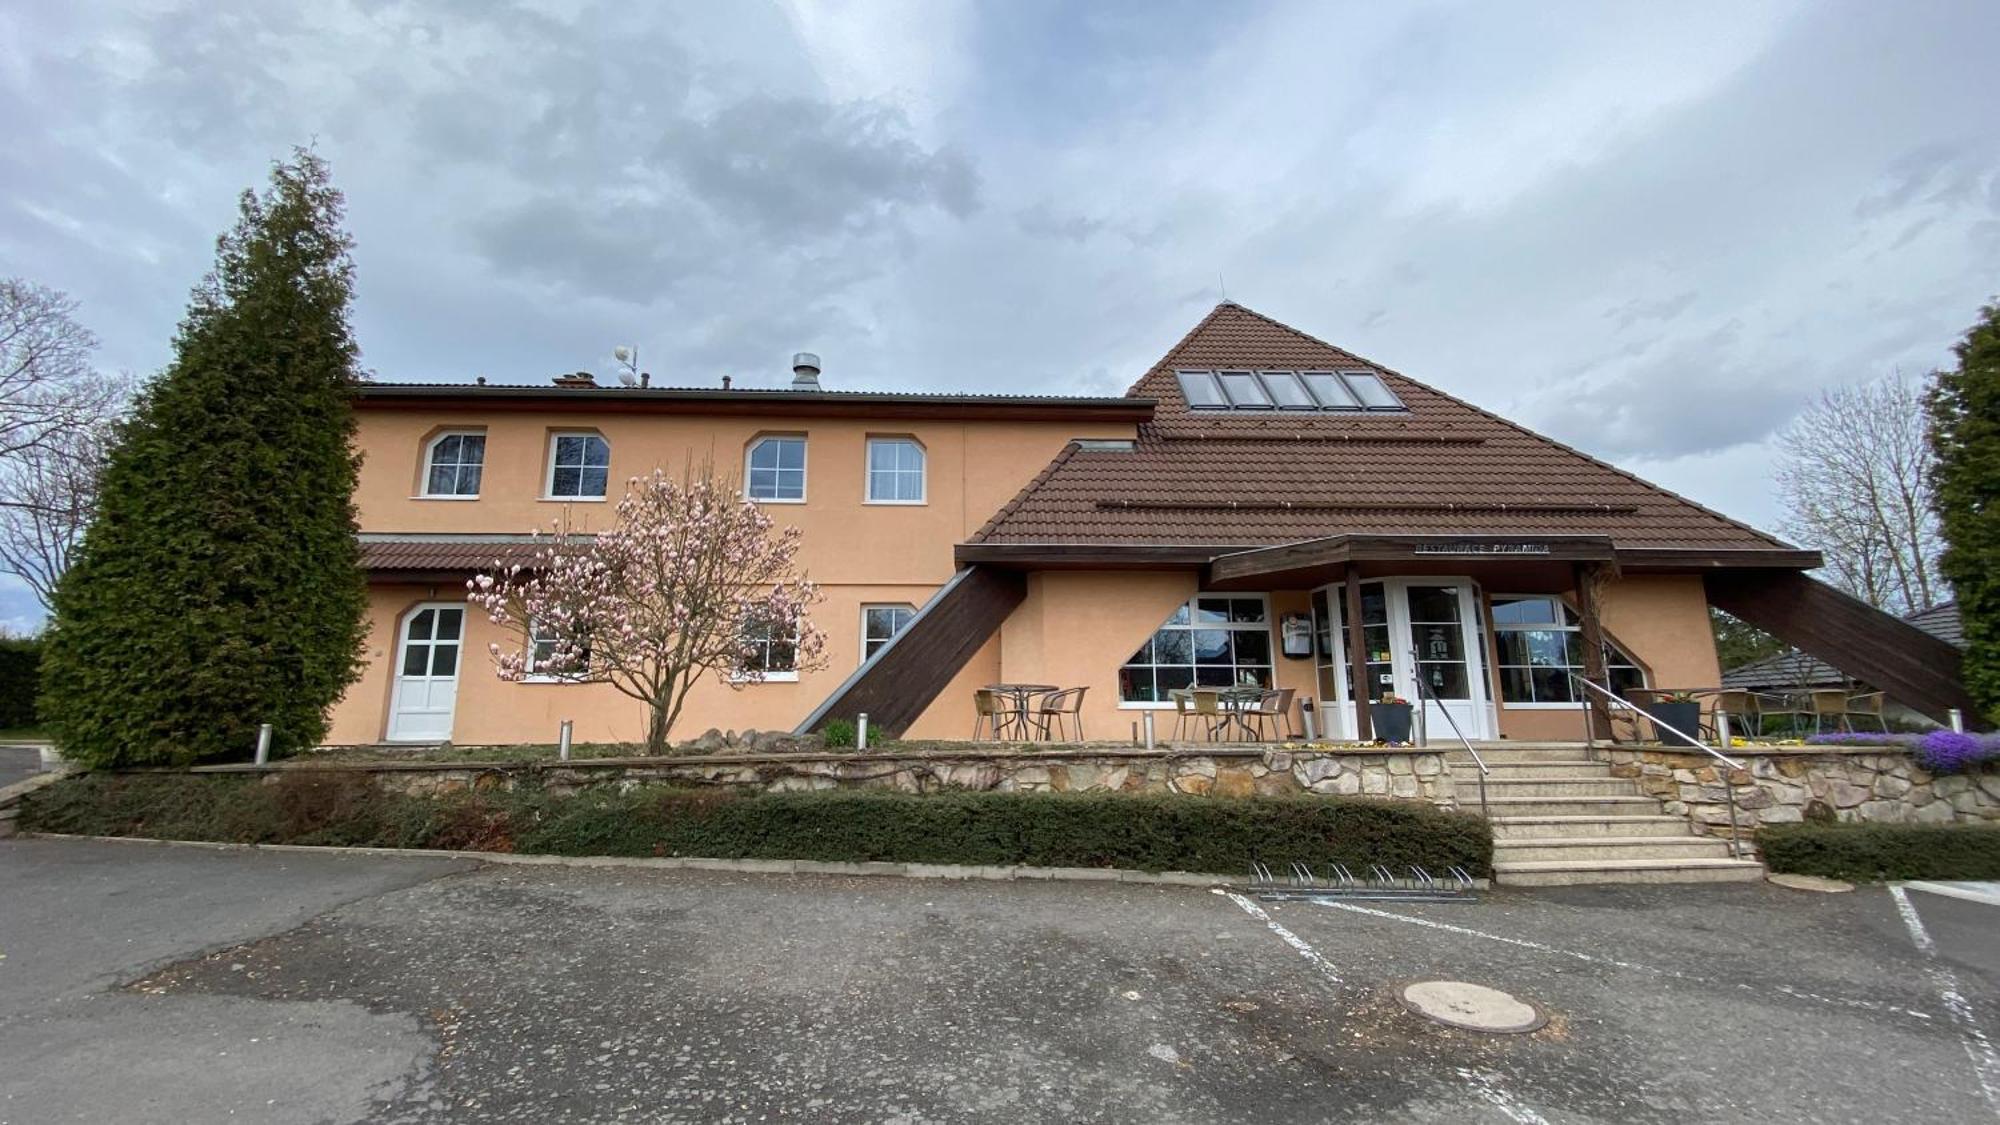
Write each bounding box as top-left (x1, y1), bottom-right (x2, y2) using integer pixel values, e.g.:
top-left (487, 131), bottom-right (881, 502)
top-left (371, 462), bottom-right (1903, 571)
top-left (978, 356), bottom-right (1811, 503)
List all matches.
top-left (1176, 369), bottom-right (1405, 413)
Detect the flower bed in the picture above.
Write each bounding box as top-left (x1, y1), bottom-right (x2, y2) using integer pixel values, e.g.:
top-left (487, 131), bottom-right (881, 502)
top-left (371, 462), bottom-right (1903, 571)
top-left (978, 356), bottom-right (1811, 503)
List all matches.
top-left (1804, 730), bottom-right (2000, 773)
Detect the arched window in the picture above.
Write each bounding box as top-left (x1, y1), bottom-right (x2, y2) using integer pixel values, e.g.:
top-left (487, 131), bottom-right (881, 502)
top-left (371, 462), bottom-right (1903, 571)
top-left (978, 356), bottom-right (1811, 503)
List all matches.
top-left (746, 435), bottom-right (806, 502)
top-left (422, 431), bottom-right (485, 497)
top-left (546, 432), bottom-right (610, 499)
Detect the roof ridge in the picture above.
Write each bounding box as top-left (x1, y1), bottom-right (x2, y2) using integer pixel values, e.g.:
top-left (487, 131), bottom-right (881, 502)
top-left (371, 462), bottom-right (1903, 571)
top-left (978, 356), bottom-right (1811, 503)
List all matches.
top-left (1121, 302), bottom-right (1242, 398)
top-left (1197, 302), bottom-right (1797, 554)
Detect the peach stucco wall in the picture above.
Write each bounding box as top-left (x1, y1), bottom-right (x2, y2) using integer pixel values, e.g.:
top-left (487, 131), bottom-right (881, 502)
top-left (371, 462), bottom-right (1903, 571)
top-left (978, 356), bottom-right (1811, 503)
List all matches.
top-left (1493, 574), bottom-right (1721, 741)
top-left (329, 406), bottom-right (1133, 745)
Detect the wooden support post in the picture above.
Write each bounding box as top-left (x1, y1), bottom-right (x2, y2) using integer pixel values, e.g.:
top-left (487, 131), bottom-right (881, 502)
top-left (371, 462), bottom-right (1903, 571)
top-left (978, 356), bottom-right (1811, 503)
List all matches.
top-left (1344, 564), bottom-right (1373, 742)
top-left (1574, 562), bottom-right (1613, 741)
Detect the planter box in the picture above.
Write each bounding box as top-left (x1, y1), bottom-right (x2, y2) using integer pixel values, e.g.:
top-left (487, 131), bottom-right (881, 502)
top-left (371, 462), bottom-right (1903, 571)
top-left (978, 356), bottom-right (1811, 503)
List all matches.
top-left (1369, 702), bottom-right (1414, 744)
top-left (1644, 701), bottom-right (1702, 748)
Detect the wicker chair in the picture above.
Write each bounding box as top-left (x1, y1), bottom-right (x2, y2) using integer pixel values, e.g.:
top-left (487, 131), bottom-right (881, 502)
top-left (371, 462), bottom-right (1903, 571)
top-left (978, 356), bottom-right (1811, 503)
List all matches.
top-left (971, 689), bottom-right (1004, 741)
top-left (1843, 691), bottom-right (1888, 734)
top-left (1034, 687), bottom-right (1088, 742)
top-left (1808, 690), bottom-right (1850, 734)
top-left (1173, 689), bottom-right (1223, 741)
top-left (1244, 687), bottom-right (1298, 741)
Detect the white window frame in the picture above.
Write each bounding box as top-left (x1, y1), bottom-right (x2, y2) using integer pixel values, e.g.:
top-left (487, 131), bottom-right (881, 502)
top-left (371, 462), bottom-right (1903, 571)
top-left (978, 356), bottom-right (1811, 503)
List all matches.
top-left (1117, 592), bottom-right (1276, 710)
top-left (864, 437), bottom-right (926, 505)
top-left (1489, 594), bottom-right (1647, 709)
top-left (543, 431), bottom-right (611, 501)
top-left (521, 619), bottom-right (591, 685)
top-left (738, 615), bottom-right (801, 682)
top-left (860, 603), bottom-right (918, 661)
top-left (419, 430), bottom-right (486, 499)
top-left (745, 435), bottom-right (808, 504)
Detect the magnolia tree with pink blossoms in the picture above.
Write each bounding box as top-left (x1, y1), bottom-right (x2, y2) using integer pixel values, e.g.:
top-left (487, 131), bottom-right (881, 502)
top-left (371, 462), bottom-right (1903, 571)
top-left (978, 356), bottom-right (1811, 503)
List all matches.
top-left (468, 465), bottom-right (826, 754)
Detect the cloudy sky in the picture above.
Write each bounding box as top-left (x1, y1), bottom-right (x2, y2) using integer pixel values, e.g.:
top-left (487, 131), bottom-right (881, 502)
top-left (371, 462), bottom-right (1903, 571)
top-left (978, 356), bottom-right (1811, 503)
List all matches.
top-left (4, 0), bottom-right (1998, 630)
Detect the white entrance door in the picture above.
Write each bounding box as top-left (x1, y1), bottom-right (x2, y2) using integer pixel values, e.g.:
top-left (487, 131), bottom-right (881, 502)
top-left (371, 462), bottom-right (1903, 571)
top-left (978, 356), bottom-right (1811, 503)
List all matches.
top-left (388, 603), bottom-right (464, 742)
top-left (1394, 582), bottom-right (1491, 741)
top-left (1310, 580), bottom-right (1494, 741)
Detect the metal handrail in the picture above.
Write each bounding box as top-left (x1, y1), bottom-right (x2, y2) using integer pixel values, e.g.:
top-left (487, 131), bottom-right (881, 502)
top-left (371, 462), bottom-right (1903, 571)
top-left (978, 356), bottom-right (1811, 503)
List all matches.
top-left (1567, 673), bottom-right (1746, 857)
top-left (1407, 649), bottom-right (1489, 821)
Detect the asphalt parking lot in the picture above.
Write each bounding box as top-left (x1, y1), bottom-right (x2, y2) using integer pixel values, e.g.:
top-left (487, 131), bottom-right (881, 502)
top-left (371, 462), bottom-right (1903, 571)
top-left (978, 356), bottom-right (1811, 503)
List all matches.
top-left (0, 746), bottom-right (41, 791)
top-left (1, 837), bottom-right (1994, 1124)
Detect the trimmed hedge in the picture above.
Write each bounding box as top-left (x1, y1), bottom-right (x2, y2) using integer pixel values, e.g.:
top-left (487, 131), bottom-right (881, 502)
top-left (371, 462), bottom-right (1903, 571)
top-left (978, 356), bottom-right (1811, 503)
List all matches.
top-left (18, 773), bottom-right (1493, 876)
top-left (0, 638), bottom-right (37, 729)
top-left (1760, 821), bottom-right (2000, 882)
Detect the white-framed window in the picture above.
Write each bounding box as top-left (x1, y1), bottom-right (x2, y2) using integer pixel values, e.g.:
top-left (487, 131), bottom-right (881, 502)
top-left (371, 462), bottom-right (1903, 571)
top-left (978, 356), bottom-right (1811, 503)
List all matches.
top-left (746, 436), bottom-right (806, 502)
top-left (1490, 595), bottom-right (1645, 707)
top-left (865, 438), bottom-right (925, 503)
top-left (861, 603), bottom-right (917, 660)
top-left (524, 620), bottom-right (591, 683)
top-left (545, 432), bottom-right (610, 499)
top-left (1118, 594), bottom-right (1273, 705)
top-left (740, 615), bottom-right (800, 681)
top-left (422, 431), bottom-right (485, 497)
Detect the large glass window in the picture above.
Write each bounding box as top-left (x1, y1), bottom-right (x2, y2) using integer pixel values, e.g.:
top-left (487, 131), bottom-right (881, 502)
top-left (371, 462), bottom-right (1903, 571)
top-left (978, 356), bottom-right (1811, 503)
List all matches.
top-left (862, 604), bottom-right (917, 660)
top-left (747, 436), bottom-right (806, 502)
top-left (865, 438), bottom-right (925, 503)
top-left (423, 432), bottom-right (485, 497)
top-left (546, 433), bottom-right (610, 499)
top-left (1491, 595), bottom-right (1645, 704)
top-left (1118, 596), bottom-right (1273, 703)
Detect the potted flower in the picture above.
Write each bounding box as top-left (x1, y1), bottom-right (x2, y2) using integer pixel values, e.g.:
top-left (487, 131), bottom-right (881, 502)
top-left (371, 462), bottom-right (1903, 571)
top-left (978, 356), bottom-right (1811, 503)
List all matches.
top-left (1369, 692), bottom-right (1414, 745)
top-left (1643, 690), bottom-right (1703, 748)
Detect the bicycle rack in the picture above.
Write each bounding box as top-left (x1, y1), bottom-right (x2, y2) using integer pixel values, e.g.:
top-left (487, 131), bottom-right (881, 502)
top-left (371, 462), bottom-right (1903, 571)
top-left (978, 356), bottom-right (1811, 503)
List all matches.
top-left (1245, 860), bottom-right (1478, 902)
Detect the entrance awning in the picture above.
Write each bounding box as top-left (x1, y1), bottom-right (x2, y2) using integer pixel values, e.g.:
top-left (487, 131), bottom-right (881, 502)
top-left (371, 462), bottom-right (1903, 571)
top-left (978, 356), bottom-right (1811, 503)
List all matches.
top-left (1204, 534), bottom-right (1618, 591)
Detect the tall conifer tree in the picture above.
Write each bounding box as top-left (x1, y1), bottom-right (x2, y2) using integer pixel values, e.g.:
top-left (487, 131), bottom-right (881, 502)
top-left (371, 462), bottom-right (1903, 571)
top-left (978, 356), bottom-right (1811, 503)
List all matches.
top-left (1928, 300), bottom-right (2000, 724)
top-left (42, 151), bottom-right (367, 765)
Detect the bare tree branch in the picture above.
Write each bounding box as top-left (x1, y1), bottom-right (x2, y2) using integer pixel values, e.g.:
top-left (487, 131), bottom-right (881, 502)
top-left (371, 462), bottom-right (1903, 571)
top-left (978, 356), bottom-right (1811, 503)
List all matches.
top-left (1775, 370), bottom-right (1944, 614)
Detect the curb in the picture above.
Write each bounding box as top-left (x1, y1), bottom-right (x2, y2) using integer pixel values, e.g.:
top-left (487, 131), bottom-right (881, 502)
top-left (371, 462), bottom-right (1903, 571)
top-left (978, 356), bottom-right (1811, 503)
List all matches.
top-left (16, 832), bottom-right (1235, 888)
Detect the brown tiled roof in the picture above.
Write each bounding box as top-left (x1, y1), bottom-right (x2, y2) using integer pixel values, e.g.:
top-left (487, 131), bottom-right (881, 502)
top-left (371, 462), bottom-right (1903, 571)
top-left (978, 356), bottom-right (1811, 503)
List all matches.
top-left (971, 302), bottom-right (1799, 554)
top-left (360, 535), bottom-right (547, 574)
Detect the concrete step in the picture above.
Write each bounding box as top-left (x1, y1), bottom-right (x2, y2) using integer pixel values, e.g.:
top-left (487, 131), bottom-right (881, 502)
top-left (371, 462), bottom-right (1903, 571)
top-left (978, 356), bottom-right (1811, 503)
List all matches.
top-left (1448, 746), bottom-right (1589, 763)
top-left (1489, 815), bottom-right (1695, 839)
top-left (1481, 795), bottom-right (1664, 817)
top-left (1456, 760), bottom-right (1608, 779)
top-left (1479, 777), bottom-right (1642, 798)
top-left (1493, 836), bottom-right (1738, 863)
top-left (1493, 857), bottom-right (1766, 887)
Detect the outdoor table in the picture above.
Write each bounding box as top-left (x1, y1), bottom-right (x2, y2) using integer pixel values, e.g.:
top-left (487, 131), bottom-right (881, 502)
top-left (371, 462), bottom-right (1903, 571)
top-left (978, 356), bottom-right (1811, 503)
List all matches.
top-left (985, 683), bottom-right (1059, 740)
top-left (1169, 686), bottom-right (1269, 741)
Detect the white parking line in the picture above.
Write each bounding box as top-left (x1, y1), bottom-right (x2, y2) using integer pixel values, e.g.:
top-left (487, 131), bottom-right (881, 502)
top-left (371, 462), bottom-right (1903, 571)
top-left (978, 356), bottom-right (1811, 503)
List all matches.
top-left (1890, 885), bottom-right (2000, 1117)
top-left (1215, 890), bottom-right (1342, 985)
top-left (1215, 891), bottom-right (1552, 1123)
top-left (1314, 899), bottom-right (1933, 1022)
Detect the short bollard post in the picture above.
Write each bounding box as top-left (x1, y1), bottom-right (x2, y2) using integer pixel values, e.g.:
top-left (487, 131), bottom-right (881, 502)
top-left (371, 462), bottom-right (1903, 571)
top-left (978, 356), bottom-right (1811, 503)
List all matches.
top-left (1302, 704), bottom-right (1318, 742)
top-left (558, 719), bottom-right (574, 761)
top-left (254, 723), bottom-right (273, 765)
top-left (1950, 708), bottom-right (1966, 734)
top-left (1716, 710), bottom-right (1732, 749)
top-left (857, 713), bottom-right (869, 751)
top-left (1142, 710), bottom-right (1156, 751)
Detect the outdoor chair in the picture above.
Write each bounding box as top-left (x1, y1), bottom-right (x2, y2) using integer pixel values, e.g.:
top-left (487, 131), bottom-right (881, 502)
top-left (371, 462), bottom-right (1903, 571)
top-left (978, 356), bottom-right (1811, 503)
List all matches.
top-left (1755, 691), bottom-right (1813, 736)
top-left (1173, 689), bottom-right (1223, 741)
top-left (1034, 687), bottom-right (1088, 742)
top-left (1709, 690), bottom-right (1758, 740)
top-left (1244, 687), bottom-right (1297, 741)
top-left (971, 689), bottom-right (1006, 741)
top-left (1808, 689), bottom-right (1849, 734)
top-left (1842, 691), bottom-right (1888, 734)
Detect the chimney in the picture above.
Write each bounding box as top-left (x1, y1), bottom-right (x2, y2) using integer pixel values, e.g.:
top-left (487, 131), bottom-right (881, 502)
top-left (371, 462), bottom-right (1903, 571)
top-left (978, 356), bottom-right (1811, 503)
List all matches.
top-left (791, 352), bottom-right (821, 390)
top-left (722, 374), bottom-right (733, 390)
top-left (552, 370), bottom-right (596, 388)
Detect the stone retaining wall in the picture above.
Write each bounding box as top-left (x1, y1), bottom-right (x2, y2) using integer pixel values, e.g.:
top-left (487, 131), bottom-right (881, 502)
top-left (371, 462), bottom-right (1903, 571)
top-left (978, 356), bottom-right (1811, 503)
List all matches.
top-left (202, 747), bottom-right (1458, 806)
top-left (1606, 746), bottom-right (2000, 852)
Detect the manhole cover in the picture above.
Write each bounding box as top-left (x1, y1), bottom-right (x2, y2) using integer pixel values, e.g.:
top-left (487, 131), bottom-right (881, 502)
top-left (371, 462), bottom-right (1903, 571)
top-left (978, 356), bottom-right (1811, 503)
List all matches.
top-left (1400, 981), bottom-right (1547, 1034)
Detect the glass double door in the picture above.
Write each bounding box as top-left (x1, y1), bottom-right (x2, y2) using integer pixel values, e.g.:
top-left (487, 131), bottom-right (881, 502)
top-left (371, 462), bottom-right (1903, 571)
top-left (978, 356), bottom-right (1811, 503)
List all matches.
top-left (1309, 579), bottom-right (1493, 741)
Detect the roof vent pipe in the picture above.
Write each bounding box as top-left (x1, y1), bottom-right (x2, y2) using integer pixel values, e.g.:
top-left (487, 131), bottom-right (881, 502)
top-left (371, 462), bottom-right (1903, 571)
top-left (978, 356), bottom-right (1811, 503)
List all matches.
top-left (791, 352), bottom-right (821, 389)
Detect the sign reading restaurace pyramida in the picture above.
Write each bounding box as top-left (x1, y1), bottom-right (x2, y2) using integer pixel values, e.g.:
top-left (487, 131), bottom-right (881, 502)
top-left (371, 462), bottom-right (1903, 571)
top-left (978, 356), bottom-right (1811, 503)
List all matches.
top-left (1410, 541), bottom-right (1556, 556)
